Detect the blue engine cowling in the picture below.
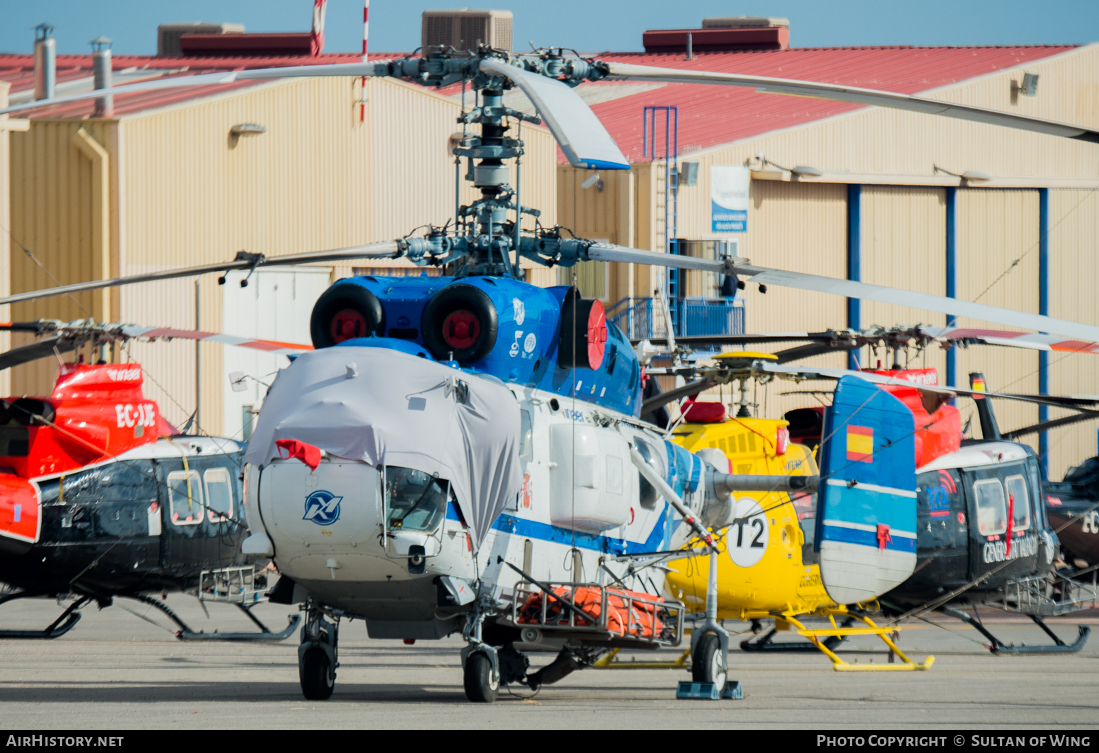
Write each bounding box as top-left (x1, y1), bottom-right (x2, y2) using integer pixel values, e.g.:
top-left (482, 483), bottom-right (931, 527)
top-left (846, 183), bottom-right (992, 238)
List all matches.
top-left (309, 275), bottom-right (642, 417)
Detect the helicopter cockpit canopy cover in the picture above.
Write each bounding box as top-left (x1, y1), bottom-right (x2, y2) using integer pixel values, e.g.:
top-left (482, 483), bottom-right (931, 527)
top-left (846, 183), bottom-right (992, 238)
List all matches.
top-left (242, 347), bottom-right (522, 547)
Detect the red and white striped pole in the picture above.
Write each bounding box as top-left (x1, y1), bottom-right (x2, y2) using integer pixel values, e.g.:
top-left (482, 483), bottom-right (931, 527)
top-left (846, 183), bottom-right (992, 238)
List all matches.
top-left (360, 0), bottom-right (369, 123)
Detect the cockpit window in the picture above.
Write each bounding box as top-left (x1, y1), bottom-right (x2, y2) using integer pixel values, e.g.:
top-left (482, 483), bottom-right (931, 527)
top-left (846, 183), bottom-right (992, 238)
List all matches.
top-left (384, 467), bottom-right (449, 533)
top-left (1005, 475), bottom-right (1031, 532)
top-left (791, 492), bottom-right (816, 545)
top-left (974, 479), bottom-right (1007, 537)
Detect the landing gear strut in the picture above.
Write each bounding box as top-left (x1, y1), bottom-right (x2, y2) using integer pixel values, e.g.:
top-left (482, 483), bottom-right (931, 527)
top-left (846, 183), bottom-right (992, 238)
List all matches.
top-left (942, 606), bottom-right (1090, 655)
top-left (126, 594), bottom-right (301, 642)
top-left (740, 617), bottom-right (854, 652)
top-left (689, 549), bottom-right (730, 694)
top-left (299, 602), bottom-right (339, 700)
top-left (461, 595), bottom-right (501, 703)
top-left (0, 591), bottom-right (91, 639)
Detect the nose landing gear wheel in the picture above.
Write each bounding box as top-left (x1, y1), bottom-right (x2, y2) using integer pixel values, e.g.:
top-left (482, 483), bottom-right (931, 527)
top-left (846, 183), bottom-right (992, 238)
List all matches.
top-left (463, 651), bottom-right (499, 703)
top-left (300, 647), bottom-right (335, 700)
top-left (692, 633), bottom-right (728, 694)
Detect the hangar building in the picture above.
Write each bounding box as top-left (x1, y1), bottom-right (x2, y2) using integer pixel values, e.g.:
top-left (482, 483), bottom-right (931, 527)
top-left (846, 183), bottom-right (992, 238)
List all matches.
top-left (3, 14), bottom-right (1099, 478)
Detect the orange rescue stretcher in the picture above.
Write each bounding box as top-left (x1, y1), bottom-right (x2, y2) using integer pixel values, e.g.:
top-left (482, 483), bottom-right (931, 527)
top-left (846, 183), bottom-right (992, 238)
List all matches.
top-left (511, 583), bottom-right (683, 645)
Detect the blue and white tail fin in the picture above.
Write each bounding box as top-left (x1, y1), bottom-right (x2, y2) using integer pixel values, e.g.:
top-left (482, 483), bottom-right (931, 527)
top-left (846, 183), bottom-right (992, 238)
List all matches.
top-left (815, 376), bottom-right (917, 605)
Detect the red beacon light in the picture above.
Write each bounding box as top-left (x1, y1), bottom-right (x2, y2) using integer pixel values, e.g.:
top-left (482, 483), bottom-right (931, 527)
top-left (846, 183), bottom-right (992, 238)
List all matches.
top-left (775, 425), bottom-right (790, 456)
top-left (585, 300), bottom-right (608, 370)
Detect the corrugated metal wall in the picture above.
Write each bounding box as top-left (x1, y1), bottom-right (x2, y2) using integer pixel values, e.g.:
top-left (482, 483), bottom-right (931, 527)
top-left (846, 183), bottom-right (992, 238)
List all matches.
top-left (736, 180), bottom-right (849, 420)
top-left (556, 166), bottom-right (633, 301)
top-left (0, 84), bottom-right (11, 397)
top-left (860, 186), bottom-right (948, 377)
top-left (954, 189), bottom-right (1041, 450)
top-left (9, 119), bottom-right (119, 395)
top-left (368, 77), bottom-right (556, 245)
top-left (1048, 188), bottom-right (1099, 477)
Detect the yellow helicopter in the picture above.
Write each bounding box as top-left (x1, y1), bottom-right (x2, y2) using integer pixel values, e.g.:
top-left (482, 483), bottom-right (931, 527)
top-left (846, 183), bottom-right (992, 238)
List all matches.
top-left (598, 350), bottom-right (933, 672)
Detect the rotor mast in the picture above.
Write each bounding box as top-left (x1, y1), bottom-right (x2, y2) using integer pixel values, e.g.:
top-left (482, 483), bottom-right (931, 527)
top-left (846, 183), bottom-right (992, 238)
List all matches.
top-left (379, 47), bottom-right (607, 278)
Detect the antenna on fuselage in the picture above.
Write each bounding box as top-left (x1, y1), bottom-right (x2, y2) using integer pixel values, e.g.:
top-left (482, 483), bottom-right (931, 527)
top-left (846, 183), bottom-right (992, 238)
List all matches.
top-left (969, 372), bottom-right (1002, 440)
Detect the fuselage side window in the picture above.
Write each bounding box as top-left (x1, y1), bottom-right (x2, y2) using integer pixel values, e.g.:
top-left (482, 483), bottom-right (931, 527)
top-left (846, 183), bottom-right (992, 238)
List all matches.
top-left (1004, 474), bottom-right (1031, 532)
top-left (1026, 461), bottom-right (1047, 529)
top-left (974, 478), bottom-right (1007, 537)
top-left (204, 467), bottom-right (234, 522)
top-left (519, 409), bottom-right (533, 462)
top-left (168, 470), bottom-right (204, 526)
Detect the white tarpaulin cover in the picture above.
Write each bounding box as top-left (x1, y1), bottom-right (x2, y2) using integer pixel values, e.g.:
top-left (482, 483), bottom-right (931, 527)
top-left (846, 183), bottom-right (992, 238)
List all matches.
top-left (243, 346), bottom-right (522, 548)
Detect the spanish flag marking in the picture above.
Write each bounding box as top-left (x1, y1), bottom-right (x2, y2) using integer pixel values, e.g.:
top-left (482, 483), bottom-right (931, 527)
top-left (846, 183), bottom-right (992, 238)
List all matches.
top-left (846, 425), bottom-right (874, 463)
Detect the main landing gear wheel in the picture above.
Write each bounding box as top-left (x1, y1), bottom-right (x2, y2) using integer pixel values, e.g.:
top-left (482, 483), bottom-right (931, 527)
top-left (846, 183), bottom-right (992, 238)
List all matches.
top-left (464, 651), bottom-right (499, 703)
top-left (299, 647), bottom-right (335, 700)
top-left (692, 633), bottom-right (728, 693)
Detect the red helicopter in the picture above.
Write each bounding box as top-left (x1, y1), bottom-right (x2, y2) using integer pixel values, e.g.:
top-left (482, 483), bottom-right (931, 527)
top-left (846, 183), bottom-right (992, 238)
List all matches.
top-left (0, 319), bottom-right (310, 640)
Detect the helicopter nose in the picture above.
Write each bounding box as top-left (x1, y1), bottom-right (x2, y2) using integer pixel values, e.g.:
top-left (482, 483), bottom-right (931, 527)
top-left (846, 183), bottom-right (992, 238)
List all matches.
top-left (242, 345), bottom-right (524, 550)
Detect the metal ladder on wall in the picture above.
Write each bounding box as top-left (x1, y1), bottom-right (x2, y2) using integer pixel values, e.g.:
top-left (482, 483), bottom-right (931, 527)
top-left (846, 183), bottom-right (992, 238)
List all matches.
top-left (644, 106), bottom-right (679, 335)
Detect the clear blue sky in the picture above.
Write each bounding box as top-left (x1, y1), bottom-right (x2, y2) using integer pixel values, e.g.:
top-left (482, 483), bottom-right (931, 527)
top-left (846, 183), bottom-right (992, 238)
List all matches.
top-left (1, 0), bottom-right (1097, 56)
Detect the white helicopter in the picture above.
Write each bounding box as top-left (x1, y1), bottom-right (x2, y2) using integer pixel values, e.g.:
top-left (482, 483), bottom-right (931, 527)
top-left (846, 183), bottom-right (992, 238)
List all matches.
top-left (6, 42), bottom-right (1099, 704)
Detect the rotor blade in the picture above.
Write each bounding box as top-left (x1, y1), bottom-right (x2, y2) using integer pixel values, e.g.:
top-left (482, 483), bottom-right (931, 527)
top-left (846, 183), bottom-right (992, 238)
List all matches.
top-left (583, 244), bottom-right (1099, 343)
top-left (0, 241), bottom-right (402, 308)
top-left (756, 362), bottom-right (1099, 409)
top-left (1003, 411), bottom-right (1099, 440)
top-left (0, 337), bottom-right (76, 373)
top-left (917, 326), bottom-right (1099, 355)
top-left (631, 332), bottom-right (831, 346)
top-left (119, 327), bottom-right (312, 356)
top-left (0, 322), bottom-right (50, 333)
top-left (656, 357), bottom-right (1099, 409)
top-left (602, 62), bottom-right (1099, 145)
top-left (640, 378), bottom-right (715, 415)
top-left (773, 342), bottom-right (857, 364)
top-left (479, 59), bottom-right (629, 170)
top-left (0, 62), bottom-right (387, 117)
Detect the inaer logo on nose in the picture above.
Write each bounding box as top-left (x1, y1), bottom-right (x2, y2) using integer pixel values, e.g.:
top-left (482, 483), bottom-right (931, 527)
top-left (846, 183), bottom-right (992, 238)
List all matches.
top-left (303, 490), bottom-right (343, 525)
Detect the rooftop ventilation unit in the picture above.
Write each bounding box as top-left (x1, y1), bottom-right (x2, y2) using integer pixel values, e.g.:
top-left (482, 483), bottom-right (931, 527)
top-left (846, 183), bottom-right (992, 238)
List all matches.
top-left (422, 9), bottom-right (512, 52)
top-left (702, 17), bottom-right (789, 29)
top-left (33, 24), bottom-right (56, 101)
top-left (157, 23), bottom-right (245, 57)
top-left (643, 17), bottom-right (790, 54)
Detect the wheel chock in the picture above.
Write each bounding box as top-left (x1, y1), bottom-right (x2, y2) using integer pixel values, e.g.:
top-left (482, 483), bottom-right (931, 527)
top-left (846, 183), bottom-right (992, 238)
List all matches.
top-left (676, 681), bottom-right (721, 700)
top-left (674, 680), bottom-right (744, 700)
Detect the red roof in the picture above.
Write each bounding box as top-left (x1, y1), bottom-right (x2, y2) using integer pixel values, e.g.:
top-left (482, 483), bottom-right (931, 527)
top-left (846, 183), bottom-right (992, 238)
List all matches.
top-left (584, 46), bottom-right (1076, 162)
top-left (0, 45), bottom-right (1077, 151)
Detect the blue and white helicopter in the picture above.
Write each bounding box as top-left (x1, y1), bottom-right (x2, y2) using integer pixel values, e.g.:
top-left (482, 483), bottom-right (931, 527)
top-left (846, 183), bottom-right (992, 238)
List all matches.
top-left (7, 43), bottom-right (1099, 703)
